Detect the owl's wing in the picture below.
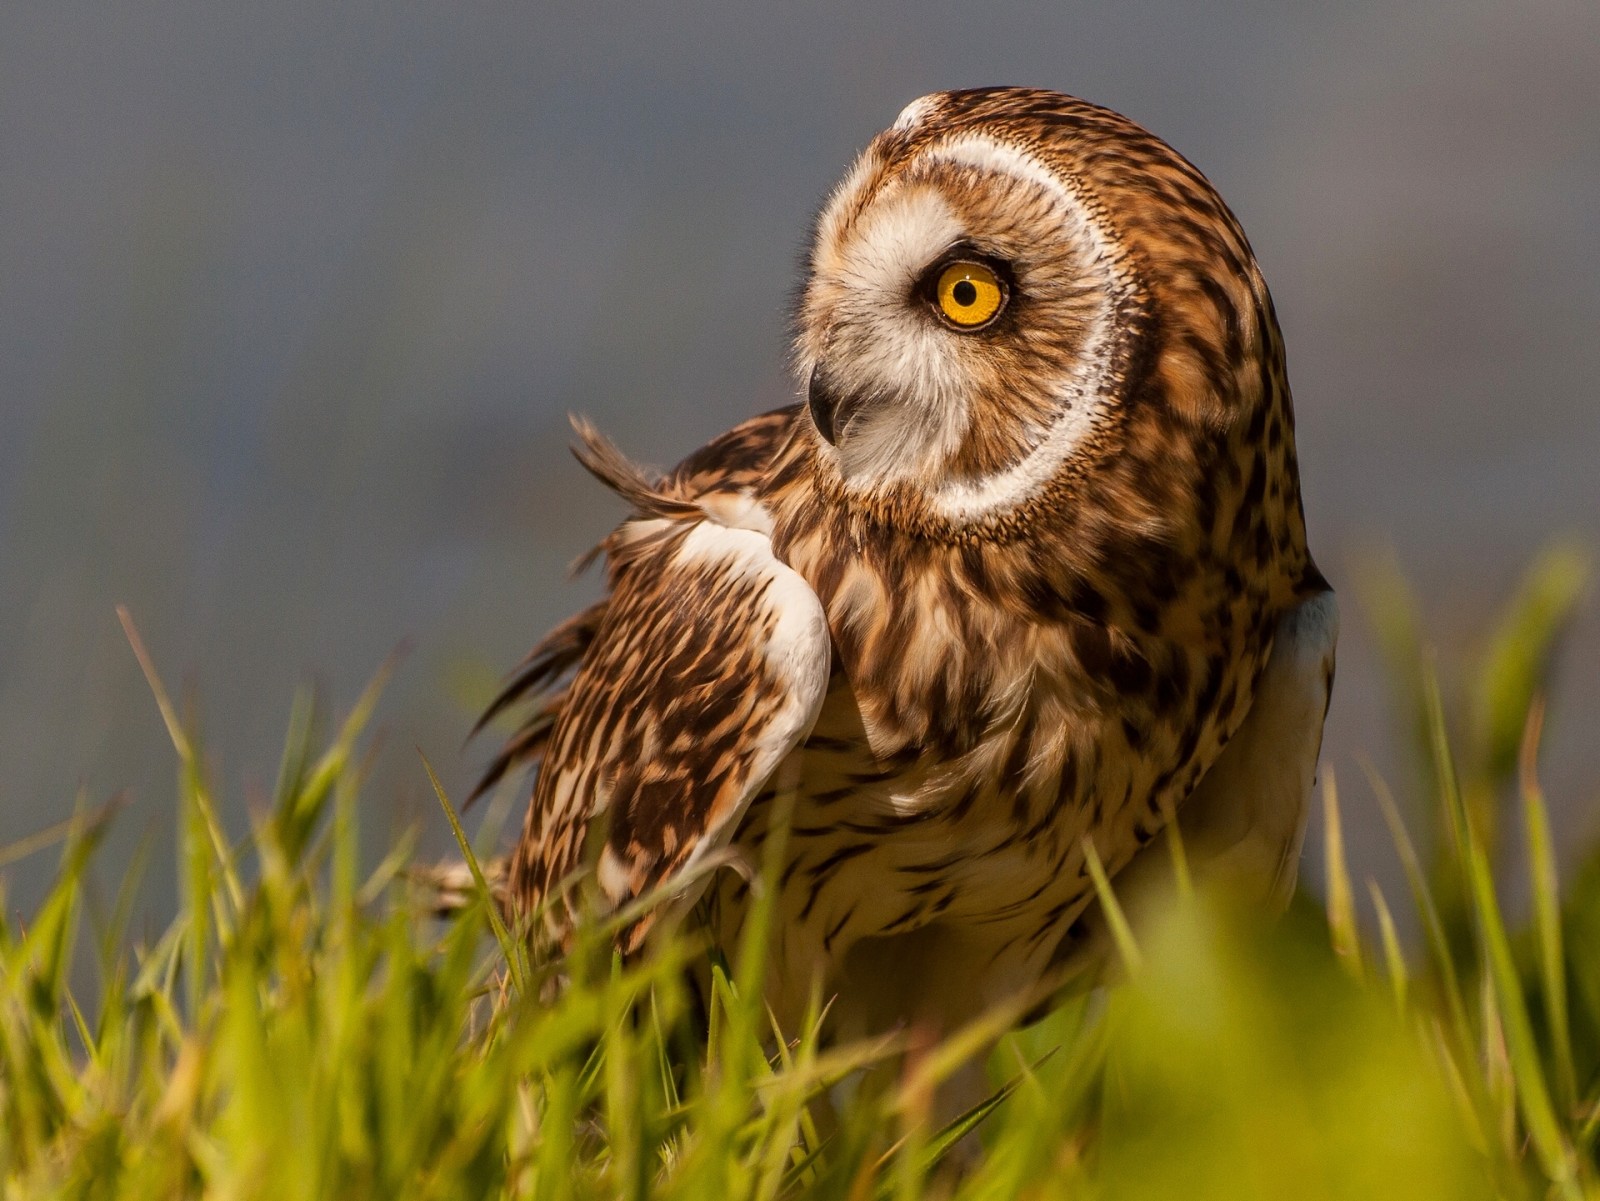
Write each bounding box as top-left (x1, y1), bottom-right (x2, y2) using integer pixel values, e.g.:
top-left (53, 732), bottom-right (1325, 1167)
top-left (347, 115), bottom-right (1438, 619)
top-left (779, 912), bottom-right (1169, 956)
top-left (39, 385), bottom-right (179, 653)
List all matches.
top-left (471, 408), bottom-right (801, 809)
top-left (1053, 589), bottom-right (1338, 990)
top-left (515, 486), bottom-right (831, 951)
top-left (1172, 588), bottom-right (1339, 899)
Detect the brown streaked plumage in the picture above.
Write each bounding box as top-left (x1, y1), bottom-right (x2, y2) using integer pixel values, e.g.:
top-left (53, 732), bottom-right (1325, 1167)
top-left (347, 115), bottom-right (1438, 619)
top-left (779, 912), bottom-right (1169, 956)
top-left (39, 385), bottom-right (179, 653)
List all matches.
top-left (478, 87), bottom-right (1336, 1058)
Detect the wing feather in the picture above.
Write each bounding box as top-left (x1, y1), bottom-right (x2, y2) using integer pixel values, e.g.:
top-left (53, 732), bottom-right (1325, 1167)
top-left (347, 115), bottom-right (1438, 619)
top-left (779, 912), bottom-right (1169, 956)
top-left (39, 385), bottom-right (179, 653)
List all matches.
top-left (1172, 588), bottom-right (1339, 898)
top-left (467, 601), bottom-right (609, 804)
top-left (510, 513), bottom-right (831, 950)
top-left (1044, 589), bottom-right (1337, 992)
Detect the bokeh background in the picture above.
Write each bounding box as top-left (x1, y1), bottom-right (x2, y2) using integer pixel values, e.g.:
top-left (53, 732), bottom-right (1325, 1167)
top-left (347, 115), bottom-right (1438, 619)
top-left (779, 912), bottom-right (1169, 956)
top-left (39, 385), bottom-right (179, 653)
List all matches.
top-left (3, 2), bottom-right (1597, 923)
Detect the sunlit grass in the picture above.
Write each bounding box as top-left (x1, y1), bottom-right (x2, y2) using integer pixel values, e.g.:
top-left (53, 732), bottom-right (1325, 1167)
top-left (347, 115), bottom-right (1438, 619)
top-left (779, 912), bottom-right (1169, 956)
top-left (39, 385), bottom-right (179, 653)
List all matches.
top-left (1, 544), bottom-right (1595, 1198)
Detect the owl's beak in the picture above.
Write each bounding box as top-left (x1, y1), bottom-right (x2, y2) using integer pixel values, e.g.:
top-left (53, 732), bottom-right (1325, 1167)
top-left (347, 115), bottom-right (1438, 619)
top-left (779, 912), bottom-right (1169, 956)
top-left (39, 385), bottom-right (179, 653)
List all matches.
top-left (807, 365), bottom-right (863, 446)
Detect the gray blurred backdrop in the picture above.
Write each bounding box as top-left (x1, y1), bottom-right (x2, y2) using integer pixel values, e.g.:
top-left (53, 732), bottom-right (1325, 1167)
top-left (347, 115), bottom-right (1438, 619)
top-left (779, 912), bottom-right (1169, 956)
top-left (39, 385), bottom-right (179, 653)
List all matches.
top-left (3, 2), bottom-right (1597, 922)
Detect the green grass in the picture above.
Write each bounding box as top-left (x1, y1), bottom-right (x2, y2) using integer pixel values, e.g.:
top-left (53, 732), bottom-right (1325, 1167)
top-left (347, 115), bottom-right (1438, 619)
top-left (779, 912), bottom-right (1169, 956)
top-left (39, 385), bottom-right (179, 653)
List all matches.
top-left (2, 546), bottom-right (1596, 1199)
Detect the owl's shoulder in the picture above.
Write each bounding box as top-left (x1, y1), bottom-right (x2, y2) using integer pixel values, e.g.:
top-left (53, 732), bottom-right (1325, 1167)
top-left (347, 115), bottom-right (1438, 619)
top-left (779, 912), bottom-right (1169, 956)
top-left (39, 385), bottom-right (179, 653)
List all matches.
top-left (666, 405), bottom-right (802, 500)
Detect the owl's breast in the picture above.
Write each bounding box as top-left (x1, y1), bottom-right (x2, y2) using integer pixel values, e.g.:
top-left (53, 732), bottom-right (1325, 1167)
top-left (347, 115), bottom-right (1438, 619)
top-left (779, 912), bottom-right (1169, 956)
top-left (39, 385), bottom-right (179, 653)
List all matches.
top-left (757, 450), bottom-right (1280, 929)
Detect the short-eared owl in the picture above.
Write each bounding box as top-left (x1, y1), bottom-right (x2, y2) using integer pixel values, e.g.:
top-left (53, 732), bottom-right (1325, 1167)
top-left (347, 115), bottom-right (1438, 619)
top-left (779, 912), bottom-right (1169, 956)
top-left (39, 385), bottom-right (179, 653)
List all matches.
top-left (479, 87), bottom-right (1336, 1046)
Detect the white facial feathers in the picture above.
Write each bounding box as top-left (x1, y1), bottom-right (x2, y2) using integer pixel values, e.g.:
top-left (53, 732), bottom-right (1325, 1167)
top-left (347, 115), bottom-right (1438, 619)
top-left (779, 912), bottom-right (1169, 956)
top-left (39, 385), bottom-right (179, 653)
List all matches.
top-left (799, 130), bottom-right (1132, 519)
top-left (804, 186), bottom-right (972, 484)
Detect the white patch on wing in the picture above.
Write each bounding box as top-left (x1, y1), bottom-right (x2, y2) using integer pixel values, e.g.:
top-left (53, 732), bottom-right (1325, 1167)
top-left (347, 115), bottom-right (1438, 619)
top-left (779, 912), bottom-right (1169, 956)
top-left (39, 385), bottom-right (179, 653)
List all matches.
top-left (666, 521), bottom-right (832, 886)
top-left (696, 488), bottom-right (774, 535)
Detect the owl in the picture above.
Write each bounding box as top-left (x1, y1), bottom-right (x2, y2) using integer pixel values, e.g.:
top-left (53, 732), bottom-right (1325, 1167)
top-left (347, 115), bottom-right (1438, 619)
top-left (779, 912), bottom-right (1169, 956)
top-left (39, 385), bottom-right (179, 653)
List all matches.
top-left (477, 87), bottom-right (1336, 1058)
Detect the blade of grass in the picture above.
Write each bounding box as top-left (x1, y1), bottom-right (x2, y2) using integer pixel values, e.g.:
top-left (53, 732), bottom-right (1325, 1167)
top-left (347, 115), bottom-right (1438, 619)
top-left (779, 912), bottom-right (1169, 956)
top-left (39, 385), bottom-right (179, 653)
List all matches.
top-left (1322, 769), bottom-right (1363, 976)
top-left (1367, 880), bottom-right (1409, 1012)
top-left (1361, 757), bottom-right (1473, 1046)
top-left (1084, 838), bottom-right (1142, 974)
top-left (422, 751), bottom-right (526, 995)
top-left (0, 795), bottom-right (126, 869)
top-left (910, 1045), bottom-right (1061, 1179)
top-left (281, 646), bottom-right (405, 861)
top-left (118, 606), bottom-right (240, 1010)
top-left (1425, 669), bottom-right (1582, 1199)
top-left (1519, 698), bottom-right (1576, 1116)
top-left (1470, 542), bottom-right (1588, 789)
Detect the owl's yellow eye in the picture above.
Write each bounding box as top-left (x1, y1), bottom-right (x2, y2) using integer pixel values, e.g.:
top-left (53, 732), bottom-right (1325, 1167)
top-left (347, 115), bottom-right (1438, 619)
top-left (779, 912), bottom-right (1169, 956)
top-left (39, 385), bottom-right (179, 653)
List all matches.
top-left (934, 261), bottom-right (1006, 328)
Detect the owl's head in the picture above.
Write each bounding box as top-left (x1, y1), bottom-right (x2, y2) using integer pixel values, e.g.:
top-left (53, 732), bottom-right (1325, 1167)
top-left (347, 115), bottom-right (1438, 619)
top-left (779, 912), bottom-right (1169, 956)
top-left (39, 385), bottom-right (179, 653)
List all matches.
top-left (796, 87), bottom-right (1291, 545)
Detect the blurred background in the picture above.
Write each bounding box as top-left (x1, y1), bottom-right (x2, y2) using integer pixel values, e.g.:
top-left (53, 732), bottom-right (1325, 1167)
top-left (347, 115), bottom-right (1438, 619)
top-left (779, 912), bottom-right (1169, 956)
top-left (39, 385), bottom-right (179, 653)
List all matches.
top-left (2, 2), bottom-right (1597, 925)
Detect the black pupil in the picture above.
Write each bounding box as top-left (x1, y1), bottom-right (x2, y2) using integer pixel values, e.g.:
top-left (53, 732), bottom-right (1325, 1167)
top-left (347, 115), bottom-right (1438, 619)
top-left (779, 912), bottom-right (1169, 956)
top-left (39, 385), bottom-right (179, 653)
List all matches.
top-left (951, 279), bottom-right (978, 307)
